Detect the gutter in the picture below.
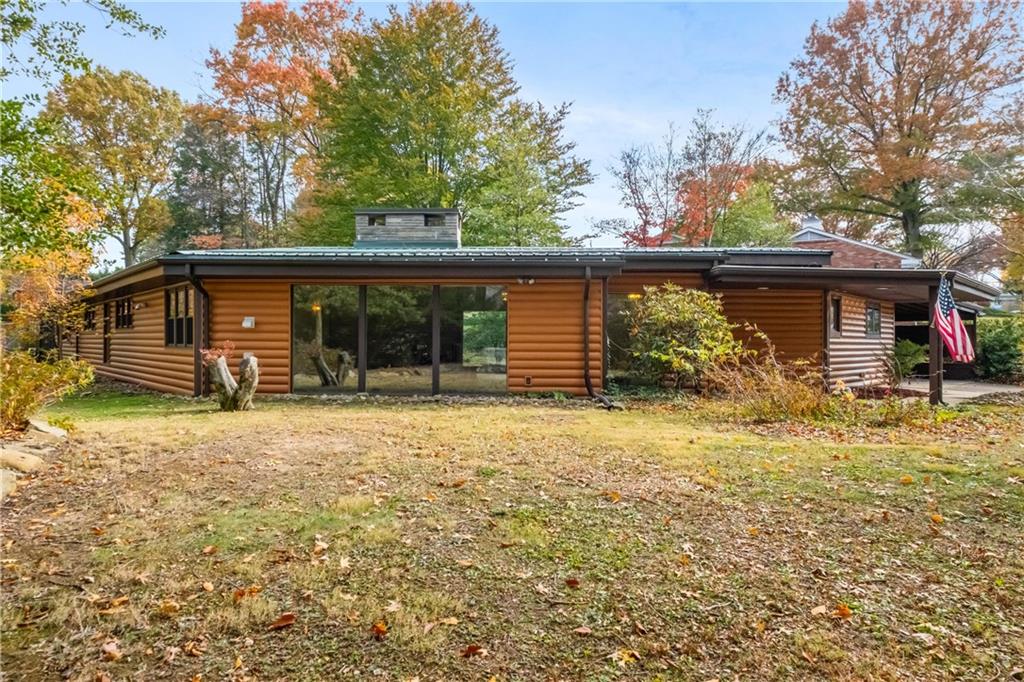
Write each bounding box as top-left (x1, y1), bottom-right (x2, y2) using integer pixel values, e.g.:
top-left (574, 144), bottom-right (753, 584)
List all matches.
top-left (186, 264), bottom-right (211, 397)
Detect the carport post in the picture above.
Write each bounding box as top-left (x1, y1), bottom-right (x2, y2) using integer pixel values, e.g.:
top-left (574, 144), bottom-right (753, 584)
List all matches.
top-left (928, 283), bottom-right (943, 405)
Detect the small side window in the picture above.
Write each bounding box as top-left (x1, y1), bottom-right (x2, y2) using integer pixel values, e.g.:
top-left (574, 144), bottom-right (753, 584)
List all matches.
top-left (368, 215), bottom-right (386, 226)
top-left (424, 213), bottom-right (445, 227)
top-left (164, 285), bottom-right (194, 346)
top-left (830, 296), bottom-right (842, 336)
top-left (865, 302), bottom-right (882, 337)
top-left (114, 298), bottom-right (133, 329)
top-left (83, 308), bottom-right (96, 331)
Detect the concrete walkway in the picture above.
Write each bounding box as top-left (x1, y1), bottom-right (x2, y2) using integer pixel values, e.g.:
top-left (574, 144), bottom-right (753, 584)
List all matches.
top-left (900, 378), bottom-right (1024, 404)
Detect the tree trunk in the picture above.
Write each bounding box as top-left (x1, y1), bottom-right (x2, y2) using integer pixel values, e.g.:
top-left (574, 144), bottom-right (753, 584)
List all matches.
top-left (312, 307), bottom-right (339, 386)
top-left (207, 354), bottom-right (259, 411)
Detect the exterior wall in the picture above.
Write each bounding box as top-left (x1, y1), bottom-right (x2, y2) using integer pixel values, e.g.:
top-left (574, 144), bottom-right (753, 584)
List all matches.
top-left (794, 239), bottom-right (903, 269)
top-left (827, 294), bottom-right (895, 388)
top-left (717, 289), bottom-right (825, 363)
top-left (206, 280), bottom-right (291, 394)
top-left (506, 279), bottom-right (603, 395)
top-left (355, 212), bottom-right (460, 246)
top-left (67, 289), bottom-right (194, 394)
top-left (608, 272), bottom-right (704, 294)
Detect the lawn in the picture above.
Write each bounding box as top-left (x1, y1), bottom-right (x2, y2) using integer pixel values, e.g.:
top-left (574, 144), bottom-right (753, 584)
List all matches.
top-left (2, 389), bottom-right (1022, 680)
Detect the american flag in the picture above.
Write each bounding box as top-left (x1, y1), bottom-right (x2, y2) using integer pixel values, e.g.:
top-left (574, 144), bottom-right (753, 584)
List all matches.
top-left (934, 277), bottom-right (974, 363)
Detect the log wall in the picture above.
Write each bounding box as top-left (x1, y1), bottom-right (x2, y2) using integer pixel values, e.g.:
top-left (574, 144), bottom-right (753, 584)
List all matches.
top-left (827, 293), bottom-right (895, 388)
top-left (717, 289), bottom-right (825, 363)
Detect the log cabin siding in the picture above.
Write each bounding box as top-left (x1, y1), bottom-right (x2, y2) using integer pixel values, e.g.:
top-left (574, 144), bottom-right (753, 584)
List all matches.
top-left (206, 280), bottom-right (292, 394)
top-left (67, 290), bottom-right (195, 394)
top-left (607, 272), bottom-right (705, 294)
top-left (717, 289), bottom-right (825, 363)
top-left (827, 294), bottom-right (894, 388)
top-left (506, 279), bottom-right (602, 395)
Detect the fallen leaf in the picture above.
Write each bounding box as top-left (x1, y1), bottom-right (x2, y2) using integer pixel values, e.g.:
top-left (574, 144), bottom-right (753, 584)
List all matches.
top-left (573, 626), bottom-right (592, 636)
top-left (201, 581), bottom-right (214, 592)
top-left (678, 555), bottom-right (691, 567)
top-left (371, 620), bottom-right (388, 640)
top-left (439, 616), bottom-right (459, 626)
top-left (748, 527), bottom-right (760, 536)
top-left (456, 559), bottom-right (474, 568)
top-left (930, 513), bottom-right (944, 524)
top-left (385, 600), bottom-right (402, 612)
top-left (834, 603), bottom-right (853, 619)
top-left (460, 643), bottom-right (485, 658)
top-left (268, 612), bottom-right (296, 631)
top-left (157, 599), bottom-right (181, 615)
top-left (100, 639), bottom-right (122, 661)
top-left (183, 640), bottom-right (206, 657)
top-left (600, 490), bottom-right (622, 503)
top-left (810, 605), bottom-right (828, 616)
top-left (565, 577), bottom-right (580, 589)
top-left (201, 545), bottom-right (218, 556)
top-left (899, 475), bottom-right (914, 485)
top-left (609, 648), bottom-right (639, 667)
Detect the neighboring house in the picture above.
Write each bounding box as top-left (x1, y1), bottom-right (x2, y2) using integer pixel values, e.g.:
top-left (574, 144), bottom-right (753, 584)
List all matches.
top-left (791, 221), bottom-right (922, 269)
top-left (62, 209), bottom-right (997, 404)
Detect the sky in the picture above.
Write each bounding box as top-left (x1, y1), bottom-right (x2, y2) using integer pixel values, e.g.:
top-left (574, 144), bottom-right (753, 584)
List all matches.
top-left (7, 1), bottom-right (847, 256)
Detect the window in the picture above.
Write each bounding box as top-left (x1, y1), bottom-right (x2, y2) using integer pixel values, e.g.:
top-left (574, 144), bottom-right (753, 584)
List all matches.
top-left (114, 298), bottom-right (133, 329)
top-left (830, 296), bottom-right (842, 336)
top-left (865, 302), bottom-right (882, 337)
top-left (424, 213), bottom-right (445, 227)
top-left (164, 286), bottom-right (193, 346)
top-left (83, 308), bottom-right (96, 331)
top-left (291, 285), bottom-right (359, 394)
top-left (368, 215), bottom-right (386, 226)
top-left (439, 286), bottom-right (507, 393)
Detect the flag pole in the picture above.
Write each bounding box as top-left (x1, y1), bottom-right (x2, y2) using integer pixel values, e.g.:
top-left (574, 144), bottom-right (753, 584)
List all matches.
top-left (928, 276), bottom-right (943, 405)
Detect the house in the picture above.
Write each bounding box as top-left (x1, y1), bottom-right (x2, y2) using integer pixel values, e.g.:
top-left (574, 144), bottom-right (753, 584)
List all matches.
top-left (62, 209), bottom-right (998, 404)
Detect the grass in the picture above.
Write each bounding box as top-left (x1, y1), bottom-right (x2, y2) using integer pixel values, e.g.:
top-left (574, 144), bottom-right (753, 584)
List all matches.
top-left (1, 387), bottom-right (1022, 680)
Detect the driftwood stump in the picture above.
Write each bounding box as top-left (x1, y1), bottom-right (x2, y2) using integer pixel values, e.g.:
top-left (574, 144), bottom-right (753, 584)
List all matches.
top-left (208, 354), bottom-right (259, 411)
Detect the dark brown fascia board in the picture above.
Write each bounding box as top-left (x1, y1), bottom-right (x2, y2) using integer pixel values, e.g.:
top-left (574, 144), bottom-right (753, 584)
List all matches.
top-left (161, 262), bottom-right (625, 279)
top-left (709, 265), bottom-right (999, 300)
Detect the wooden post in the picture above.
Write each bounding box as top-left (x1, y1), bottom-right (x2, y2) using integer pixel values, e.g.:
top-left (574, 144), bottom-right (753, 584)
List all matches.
top-left (928, 284), bottom-right (943, 405)
top-left (431, 285), bottom-right (440, 395)
top-left (357, 285), bottom-right (367, 393)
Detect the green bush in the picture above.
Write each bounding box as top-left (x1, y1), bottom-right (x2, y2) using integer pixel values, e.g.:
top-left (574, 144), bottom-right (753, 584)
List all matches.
top-left (1, 350), bottom-right (93, 433)
top-left (886, 339), bottom-right (928, 385)
top-left (976, 317), bottom-right (1024, 382)
top-left (624, 284), bottom-right (743, 390)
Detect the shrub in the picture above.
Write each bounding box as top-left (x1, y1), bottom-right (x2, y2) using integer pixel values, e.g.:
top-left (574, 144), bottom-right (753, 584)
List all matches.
top-left (976, 317), bottom-right (1024, 382)
top-left (0, 350), bottom-right (93, 433)
top-left (624, 285), bottom-right (743, 390)
top-left (705, 329), bottom-right (829, 422)
top-left (885, 339), bottom-right (928, 386)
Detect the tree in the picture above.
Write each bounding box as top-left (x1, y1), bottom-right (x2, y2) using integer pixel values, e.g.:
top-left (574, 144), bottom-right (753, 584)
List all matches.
top-left (1, 0), bottom-right (162, 86)
top-left (207, 0), bottom-right (359, 238)
top-left (603, 111), bottom-right (767, 246)
top-left (467, 102), bottom-right (593, 246)
top-left (163, 104), bottom-right (256, 252)
top-left (776, 0), bottom-right (1024, 258)
top-left (312, 1), bottom-right (590, 246)
top-left (711, 181), bottom-right (792, 247)
top-left (43, 68), bottom-right (184, 267)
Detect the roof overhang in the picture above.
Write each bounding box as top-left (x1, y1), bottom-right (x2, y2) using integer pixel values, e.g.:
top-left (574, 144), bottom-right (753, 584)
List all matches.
top-left (709, 265), bottom-right (999, 303)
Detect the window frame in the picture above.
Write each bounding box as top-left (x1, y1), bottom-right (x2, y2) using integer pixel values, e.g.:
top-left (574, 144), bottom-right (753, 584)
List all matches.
top-left (368, 215), bottom-right (386, 226)
top-left (83, 307), bottom-right (96, 332)
top-left (164, 285), bottom-right (194, 347)
top-left (114, 298), bottom-right (133, 329)
top-left (864, 301), bottom-right (882, 337)
top-left (829, 296), bottom-right (843, 337)
top-left (424, 213), bottom-right (446, 227)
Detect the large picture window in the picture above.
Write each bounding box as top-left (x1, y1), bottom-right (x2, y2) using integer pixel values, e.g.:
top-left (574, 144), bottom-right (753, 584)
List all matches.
top-left (366, 285), bottom-right (433, 394)
top-left (439, 286), bottom-right (506, 393)
top-left (165, 286), bottom-right (193, 346)
top-left (292, 286), bottom-right (359, 393)
top-left (114, 298), bottom-right (133, 329)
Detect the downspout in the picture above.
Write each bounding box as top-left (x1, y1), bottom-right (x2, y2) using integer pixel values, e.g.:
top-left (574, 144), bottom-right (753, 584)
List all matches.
top-left (186, 264), bottom-right (211, 397)
top-left (582, 266), bottom-right (621, 410)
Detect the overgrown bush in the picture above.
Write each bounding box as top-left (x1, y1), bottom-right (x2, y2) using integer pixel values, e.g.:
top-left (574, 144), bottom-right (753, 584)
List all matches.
top-left (885, 339), bottom-right (928, 386)
top-left (976, 317), bottom-right (1024, 382)
top-left (705, 328), bottom-right (829, 421)
top-left (624, 285), bottom-right (743, 389)
top-left (0, 350), bottom-right (93, 433)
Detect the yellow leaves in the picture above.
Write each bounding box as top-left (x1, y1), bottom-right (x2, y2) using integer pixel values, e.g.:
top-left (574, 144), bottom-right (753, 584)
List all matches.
top-left (183, 639), bottom-right (206, 657)
top-left (371, 620), bottom-right (388, 640)
top-left (899, 474), bottom-right (914, 485)
top-left (834, 603), bottom-right (853, 619)
top-left (268, 612), bottom-right (296, 631)
top-left (201, 545), bottom-right (218, 556)
top-left (600, 490), bottom-right (622, 503)
top-left (747, 526), bottom-right (760, 537)
top-left (97, 595), bottom-right (129, 615)
top-left (609, 648), bottom-right (639, 667)
top-left (677, 554), bottom-right (692, 567)
top-left (930, 513), bottom-right (944, 525)
top-left (156, 599), bottom-right (181, 616)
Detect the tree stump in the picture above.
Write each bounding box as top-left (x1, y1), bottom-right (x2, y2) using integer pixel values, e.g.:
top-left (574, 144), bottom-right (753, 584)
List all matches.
top-left (208, 354), bottom-right (259, 411)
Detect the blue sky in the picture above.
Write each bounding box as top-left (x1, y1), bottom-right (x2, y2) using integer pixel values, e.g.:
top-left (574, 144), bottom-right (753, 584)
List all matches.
top-left (8, 1), bottom-right (845, 252)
